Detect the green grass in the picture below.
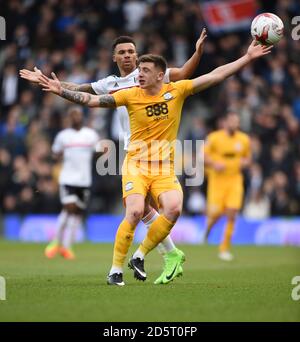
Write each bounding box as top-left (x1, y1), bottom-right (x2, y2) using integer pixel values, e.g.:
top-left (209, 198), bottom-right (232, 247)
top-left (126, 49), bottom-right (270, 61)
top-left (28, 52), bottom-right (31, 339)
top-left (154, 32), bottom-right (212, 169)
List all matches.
top-left (0, 240), bottom-right (299, 322)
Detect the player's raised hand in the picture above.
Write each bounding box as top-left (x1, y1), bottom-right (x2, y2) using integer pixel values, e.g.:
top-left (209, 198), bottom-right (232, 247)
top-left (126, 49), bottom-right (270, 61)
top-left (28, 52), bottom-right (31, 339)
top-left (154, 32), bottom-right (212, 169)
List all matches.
top-left (195, 28), bottom-right (207, 56)
top-left (38, 72), bottom-right (62, 95)
top-left (246, 40), bottom-right (273, 60)
top-left (19, 66), bottom-right (43, 83)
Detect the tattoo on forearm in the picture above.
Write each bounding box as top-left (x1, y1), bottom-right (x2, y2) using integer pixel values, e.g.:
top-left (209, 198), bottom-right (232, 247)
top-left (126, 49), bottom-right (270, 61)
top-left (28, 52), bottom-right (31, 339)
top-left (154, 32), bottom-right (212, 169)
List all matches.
top-left (61, 89), bottom-right (91, 105)
top-left (98, 95), bottom-right (116, 108)
top-left (61, 82), bottom-right (77, 91)
top-left (59, 89), bottom-right (115, 107)
top-left (61, 82), bottom-right (95, 94)
top-left (77, 84), bottom-right (95, 94)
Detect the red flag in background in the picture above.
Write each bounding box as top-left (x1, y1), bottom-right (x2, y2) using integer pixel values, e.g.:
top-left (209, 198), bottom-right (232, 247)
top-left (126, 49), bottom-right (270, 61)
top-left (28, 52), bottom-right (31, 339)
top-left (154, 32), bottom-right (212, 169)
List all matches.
top-left (201, 0), bottom-right (258, 33)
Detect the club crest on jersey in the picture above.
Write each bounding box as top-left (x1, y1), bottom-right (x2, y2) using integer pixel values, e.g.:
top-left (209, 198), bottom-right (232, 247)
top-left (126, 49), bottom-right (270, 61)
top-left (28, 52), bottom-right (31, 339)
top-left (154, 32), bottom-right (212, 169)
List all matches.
top-left (163, 92), bottom-right (173, 101)
top-left (235, 142), bottom-right (242, 151)
top-left (125, 182), bottom-right (133, 192)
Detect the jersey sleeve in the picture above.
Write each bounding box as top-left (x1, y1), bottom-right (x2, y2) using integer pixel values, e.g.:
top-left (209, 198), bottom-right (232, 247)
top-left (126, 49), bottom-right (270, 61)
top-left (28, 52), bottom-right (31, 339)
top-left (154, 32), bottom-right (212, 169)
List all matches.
top-left (163, 68), bottom-right (171, 83)
top-left (91, 130), bottom-right (100, 151)
top-left (175, 80), bottom-right (194, 98)
top-left (92, 130), bottom-right (100, 145)
top-left (111, 88), bottom-right (131, 107)
top-left (91, 78), bottom-right (108, 95)
top-left (52, 132), bottom-right (64, 154)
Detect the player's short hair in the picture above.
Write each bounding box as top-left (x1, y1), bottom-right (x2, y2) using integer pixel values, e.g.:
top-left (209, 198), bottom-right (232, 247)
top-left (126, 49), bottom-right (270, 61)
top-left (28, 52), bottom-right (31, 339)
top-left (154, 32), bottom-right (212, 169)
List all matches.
top-left (112, 36), bottom-right (136, 52)
top-left (67, 105), bottom-right (83, 115)
top-left (137, 54), bottom-right (167, 73)
top-left (225, 109), bottom-right (240, 118)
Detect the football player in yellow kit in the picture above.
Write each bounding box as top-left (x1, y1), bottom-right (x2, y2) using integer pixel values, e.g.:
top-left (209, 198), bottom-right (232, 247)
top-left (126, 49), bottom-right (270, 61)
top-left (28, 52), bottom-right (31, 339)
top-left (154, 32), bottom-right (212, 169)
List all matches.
top-left (204, 110), bottom-right (251, 261)
top-left (37, 40), bottom-right (272, 285)
top-left (21, 32), bottom-right (207, 283)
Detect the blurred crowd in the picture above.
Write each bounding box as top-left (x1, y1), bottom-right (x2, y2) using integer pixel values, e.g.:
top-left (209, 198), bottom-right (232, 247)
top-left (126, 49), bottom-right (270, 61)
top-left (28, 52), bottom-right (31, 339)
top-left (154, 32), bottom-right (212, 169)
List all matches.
top-left (0, 0), bottom-right (300, 217)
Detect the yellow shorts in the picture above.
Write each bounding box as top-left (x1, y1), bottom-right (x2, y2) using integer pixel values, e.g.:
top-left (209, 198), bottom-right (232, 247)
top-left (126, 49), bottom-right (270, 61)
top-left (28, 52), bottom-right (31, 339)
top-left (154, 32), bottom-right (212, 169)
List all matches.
top-left (207, 175), bottom-right (244, 215)
top-left (122, 156), bottom-right (182, 206)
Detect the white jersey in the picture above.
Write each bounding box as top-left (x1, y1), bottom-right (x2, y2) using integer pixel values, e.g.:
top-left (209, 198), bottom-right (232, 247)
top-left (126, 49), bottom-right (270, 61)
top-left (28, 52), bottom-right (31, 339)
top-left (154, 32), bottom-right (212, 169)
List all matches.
top-left (91, 68), bottom-right (170, 150)
top-left (52, 127), bottom-right (99, 187)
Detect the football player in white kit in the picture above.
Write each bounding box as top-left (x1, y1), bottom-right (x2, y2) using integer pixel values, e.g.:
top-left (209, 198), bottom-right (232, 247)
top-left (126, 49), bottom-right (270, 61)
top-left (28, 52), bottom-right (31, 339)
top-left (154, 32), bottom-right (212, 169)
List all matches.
top-left (45, 106), bottom-right (99, 259)
top-left (20, 29), bottom-right (207, 281)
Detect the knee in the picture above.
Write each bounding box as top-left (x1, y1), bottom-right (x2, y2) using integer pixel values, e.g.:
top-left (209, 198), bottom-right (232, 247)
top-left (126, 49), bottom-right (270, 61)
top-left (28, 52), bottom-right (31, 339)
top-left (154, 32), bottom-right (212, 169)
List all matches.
top-left (126, 207), bottom-right (144, 225)
top-left (226, 211), bottom-right (237, 222)
top-left (164, 203), bottom-right (182, 222)
top-left (64, 203), bottom-right (77, 214)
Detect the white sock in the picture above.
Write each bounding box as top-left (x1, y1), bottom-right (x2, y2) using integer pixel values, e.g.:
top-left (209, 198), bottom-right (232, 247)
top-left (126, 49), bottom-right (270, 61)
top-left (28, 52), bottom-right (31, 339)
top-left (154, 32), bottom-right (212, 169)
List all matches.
top-left (63, 215), bottom-right (81, 248)
top-left (142, 209), bottom-right (176, 254)
top-left (142, 209), bottom-right (159, 226)
top-left (54, 210), bottom-right (68, 244)
top-left (133, 248), bottom-right (145, 260)
top-left (109, 266), bottom-right (123, 275)
top-left (160, 235), bottom-right (176, 253)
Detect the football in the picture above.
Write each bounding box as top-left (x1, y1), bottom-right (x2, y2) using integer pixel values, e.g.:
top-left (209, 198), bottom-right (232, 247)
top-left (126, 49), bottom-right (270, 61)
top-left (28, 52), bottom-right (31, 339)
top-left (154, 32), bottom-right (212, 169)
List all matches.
top-left (251, 13), bottom-right (284, 45)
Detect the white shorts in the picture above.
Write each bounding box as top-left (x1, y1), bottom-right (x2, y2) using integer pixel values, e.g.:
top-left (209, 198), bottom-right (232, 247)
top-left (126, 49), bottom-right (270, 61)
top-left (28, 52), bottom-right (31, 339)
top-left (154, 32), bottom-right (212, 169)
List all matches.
top-left (59, 185), bottom-right (91, 209)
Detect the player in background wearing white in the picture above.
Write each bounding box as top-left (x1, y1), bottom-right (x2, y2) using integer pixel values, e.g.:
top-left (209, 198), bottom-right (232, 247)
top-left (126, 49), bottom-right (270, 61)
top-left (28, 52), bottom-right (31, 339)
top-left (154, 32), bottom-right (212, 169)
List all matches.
top-left (45, 106), bottom-right (99, 259)
top-left (20, 30), bottom-right (206, 282)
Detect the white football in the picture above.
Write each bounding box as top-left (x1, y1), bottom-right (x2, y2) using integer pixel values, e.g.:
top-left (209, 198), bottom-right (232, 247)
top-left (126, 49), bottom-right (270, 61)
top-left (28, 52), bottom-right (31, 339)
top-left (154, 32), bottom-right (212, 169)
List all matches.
top-left (251, 13), bottom-right (284, 45)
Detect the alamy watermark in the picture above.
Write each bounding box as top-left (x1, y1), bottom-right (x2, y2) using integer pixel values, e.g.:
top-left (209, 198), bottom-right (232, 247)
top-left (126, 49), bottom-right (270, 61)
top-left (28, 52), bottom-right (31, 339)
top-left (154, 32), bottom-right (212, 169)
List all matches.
top-left (291, 276), bottom-right (300, 301)
top-left (292, 16), bottom-right (300, 40)
top-left (95, 139), bottom-right (205, 187)
top-left (0, 16), bottom-right (6, 40)
top-left (0, 276), bottom-right (6, 300)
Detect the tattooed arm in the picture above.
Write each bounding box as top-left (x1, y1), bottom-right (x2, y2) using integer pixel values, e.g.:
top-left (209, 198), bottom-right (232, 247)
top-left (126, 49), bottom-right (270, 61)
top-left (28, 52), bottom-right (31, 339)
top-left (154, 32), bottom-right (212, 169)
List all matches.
top-left (38, 73), bottom-right (116, 108)
top-left (61, 89), bottom-right (116, 108)
top-left (60, 82), bottom-right (96, 94)
top-left (19, 67), bottom-right (97, 94)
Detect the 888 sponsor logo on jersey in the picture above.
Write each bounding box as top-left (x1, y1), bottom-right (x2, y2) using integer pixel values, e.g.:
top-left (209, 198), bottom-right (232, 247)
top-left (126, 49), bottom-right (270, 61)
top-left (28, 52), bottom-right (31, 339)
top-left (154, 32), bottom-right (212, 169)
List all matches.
top-left (145, 103), bottom-right (169, 120)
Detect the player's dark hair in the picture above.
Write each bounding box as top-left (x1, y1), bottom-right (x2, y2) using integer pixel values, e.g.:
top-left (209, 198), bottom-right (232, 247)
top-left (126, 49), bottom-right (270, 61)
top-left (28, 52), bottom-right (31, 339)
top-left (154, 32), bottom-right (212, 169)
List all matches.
top-left (137, 54), bottom-right (167, 73)
top-left (225, 109), bottom-right (240, 118)
top-left (112, 36), bottom-right (136, 52)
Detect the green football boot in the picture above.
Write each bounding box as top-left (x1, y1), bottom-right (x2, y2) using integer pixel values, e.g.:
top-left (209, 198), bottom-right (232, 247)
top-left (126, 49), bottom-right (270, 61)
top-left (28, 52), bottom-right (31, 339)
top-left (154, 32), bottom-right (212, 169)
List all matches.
top-left (154, 248), bottom-right (185, 285)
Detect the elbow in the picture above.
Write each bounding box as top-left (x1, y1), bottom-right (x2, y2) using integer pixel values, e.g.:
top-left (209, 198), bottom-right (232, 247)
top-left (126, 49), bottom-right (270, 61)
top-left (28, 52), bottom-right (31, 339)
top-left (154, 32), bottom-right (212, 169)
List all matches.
top-left (178, 70), bottom-right (190, 80)
top-left (207, 71), bottom-right (224, 87)
top-left (87, 98), bottom-right (98, 108)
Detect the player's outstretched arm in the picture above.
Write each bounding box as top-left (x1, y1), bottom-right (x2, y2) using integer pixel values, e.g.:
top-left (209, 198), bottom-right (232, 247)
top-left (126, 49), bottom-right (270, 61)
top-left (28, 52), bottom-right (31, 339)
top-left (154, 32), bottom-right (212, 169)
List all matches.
top-left (38, 73), bottom-right (116, 108)
top-left (19, 66), bottom-right (42, 83)
top-left (191, 40), bottom-right (272, 93)
top-left (169, 28), bottom-right (207, 81)
top-left (19, 66), bottom-right (96, 94)
top-left (60, 81), bottom-right (95, 94)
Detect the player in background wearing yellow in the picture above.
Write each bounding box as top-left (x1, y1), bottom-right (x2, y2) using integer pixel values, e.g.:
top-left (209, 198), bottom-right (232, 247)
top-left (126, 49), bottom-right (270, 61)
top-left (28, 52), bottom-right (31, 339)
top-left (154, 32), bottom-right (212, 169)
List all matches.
top-left (37, 40), bottom-right (272, 285)
top-left (20, 32), bottom-right (207, 283)
top-left (204, 110), bottom-right (251, 261)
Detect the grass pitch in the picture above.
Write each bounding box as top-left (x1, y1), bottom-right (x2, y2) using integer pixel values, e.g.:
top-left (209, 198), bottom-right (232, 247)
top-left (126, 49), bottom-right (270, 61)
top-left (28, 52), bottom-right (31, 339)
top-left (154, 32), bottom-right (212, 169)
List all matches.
top-left (0, 240), bottom-right (299, 322)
